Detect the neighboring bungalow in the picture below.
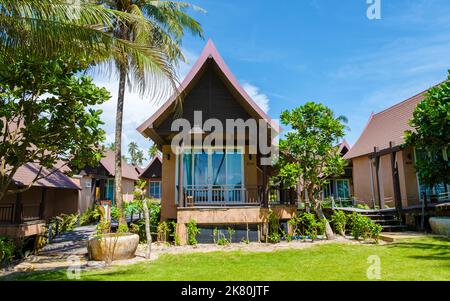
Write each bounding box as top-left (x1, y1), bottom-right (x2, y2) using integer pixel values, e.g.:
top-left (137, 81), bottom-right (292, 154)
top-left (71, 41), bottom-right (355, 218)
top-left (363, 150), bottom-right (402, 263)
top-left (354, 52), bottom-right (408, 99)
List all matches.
top-left (79, 150), bottom-right (140, 212)
top-left (137, 40), bottom-right (296, 244)
top-left (139, 155), bottom-right (162, 200)
top-left (0, 163), bottom-right (80, 238)
top-left (322, 139), bottom-right (354, 202)
top-left (344, 88), bottom-right (449, 211)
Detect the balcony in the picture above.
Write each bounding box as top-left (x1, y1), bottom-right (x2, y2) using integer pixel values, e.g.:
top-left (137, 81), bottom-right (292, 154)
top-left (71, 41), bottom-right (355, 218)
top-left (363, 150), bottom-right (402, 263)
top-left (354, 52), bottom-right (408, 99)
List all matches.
top-left (181, 185), bottom-right (263, 207)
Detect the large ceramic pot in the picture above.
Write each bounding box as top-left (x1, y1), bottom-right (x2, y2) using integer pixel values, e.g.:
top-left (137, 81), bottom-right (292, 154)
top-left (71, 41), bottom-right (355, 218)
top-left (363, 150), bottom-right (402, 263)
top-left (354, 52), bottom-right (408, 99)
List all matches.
top-left (87, 233), bottom-right (139, 261)
top-left (429, 217), bottom-right (450, 237)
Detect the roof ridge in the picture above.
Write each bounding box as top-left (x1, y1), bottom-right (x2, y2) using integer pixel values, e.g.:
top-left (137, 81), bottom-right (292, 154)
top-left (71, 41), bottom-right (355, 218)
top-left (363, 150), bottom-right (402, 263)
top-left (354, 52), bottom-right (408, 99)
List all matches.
top-left (373, 80), bottom-right (445, 117)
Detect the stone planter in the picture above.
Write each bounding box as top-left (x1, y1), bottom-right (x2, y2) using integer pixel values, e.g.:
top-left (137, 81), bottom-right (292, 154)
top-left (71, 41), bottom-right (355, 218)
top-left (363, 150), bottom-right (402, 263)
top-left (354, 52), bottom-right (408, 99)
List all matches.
top-left (87, 233), bottom-right (139, 261)
top-left (429, 217), bottom-right (450, 237)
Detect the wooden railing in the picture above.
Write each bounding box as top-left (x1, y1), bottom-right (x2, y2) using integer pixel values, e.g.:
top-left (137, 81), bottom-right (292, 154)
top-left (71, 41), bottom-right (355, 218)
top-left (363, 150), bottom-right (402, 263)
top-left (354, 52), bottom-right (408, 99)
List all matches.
top-left (0, 204), bottom-right (14, 224)
top-left (21, 203), bottom-right (41, 222)
top-left (182, 185), bottom-right (263, 207)
top-left (0, 203), bottom-right (42, 224)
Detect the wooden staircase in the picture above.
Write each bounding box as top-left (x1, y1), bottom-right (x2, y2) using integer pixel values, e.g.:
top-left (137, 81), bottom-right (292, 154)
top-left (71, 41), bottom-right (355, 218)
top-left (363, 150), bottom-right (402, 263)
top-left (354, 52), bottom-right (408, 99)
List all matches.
top-left (359, 210), bottom-right (408, 232)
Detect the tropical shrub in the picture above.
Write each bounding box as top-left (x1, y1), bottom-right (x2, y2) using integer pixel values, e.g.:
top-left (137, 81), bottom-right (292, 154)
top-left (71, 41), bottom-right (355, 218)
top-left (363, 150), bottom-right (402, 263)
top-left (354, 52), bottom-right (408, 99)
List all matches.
top-left (268, 209), bottom-right (281, 243)
top-left (369, 222), bottom-right (383, 243)
top-left (157, 221), bottom-right (170, 243)
top-left (348, 212), bottom-right (382, 242)
top-left (300, 212), bottom-right (325, 241)
top-left (169, 221), bottom-right (181, 246)
top-left (331, 210), bottom-right (348, 236)
top-left (47, 213), bottom-right (79, 238)
top-left (356, 204), bottom-right (371, 210)
top-left (186, 219), bottom-right (200, 245)
top-left (0, 236), bottom-right (15, 265)
top-left (79, 207), bottom-right (98, 226)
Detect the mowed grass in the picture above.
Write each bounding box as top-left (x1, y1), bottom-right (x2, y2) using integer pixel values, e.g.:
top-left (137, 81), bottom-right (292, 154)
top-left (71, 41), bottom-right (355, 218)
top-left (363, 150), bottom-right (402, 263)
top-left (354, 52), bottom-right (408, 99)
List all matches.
top-left (2, 237), bottom-right (449, 281)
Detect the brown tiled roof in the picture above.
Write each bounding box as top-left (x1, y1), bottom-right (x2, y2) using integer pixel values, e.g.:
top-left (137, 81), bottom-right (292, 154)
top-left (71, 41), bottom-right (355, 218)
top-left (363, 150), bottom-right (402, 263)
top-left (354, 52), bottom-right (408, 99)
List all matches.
top-left (12, 163), bottom-right (81, 190)
top-left (344, 91), bottom-right (426, 159)
top-left (100, 150), bottom-right (140, 181)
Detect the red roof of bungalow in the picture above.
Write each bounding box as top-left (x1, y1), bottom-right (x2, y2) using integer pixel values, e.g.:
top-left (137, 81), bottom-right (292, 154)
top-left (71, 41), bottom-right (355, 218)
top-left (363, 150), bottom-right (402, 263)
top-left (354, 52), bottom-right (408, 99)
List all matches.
top-left (343, 90), bottom-right (427, 160)
top-left (100, 150), bottom-right (140, 181)
top-left (137, 39), bottom-right (281, 142)
top-left (12, 162), bottom-right (81, 190)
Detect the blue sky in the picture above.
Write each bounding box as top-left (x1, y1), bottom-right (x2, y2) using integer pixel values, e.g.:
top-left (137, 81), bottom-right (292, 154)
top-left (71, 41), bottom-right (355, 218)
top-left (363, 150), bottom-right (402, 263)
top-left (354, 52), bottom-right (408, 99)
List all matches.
top-left (92, 0), bottom-right (450, 165)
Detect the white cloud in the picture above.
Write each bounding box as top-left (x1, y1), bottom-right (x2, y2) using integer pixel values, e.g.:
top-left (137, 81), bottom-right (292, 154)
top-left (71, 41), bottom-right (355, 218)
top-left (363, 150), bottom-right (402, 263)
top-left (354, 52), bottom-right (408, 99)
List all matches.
top-left (88, 47), bottom-right (198, 166)
top-left (242, 82), bottom-right (270, 113)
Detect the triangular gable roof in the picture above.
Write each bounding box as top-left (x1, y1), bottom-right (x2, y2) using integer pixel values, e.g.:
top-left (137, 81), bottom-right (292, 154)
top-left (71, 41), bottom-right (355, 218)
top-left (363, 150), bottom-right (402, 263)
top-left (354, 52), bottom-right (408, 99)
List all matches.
top-left (100, 150), bottom-right (140, 181)
top-left (139, 155), bottom-right (162, 179)
top-left (337, 139), bottom-right (350, 156)
top-left (137, 39), bottom-right (280, 143)
top-left (343, 90), bottom-right (427, 160)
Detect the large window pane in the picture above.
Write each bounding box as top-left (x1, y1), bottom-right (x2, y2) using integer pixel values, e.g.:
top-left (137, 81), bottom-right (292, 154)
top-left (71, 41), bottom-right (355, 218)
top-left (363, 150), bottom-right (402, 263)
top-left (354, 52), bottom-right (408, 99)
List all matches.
top-left (211, 150), bottom-right (226, 186)
top-left (193, 150), bottom-right (208, 186)
top-left (226, 150), bottom-right (243, 187)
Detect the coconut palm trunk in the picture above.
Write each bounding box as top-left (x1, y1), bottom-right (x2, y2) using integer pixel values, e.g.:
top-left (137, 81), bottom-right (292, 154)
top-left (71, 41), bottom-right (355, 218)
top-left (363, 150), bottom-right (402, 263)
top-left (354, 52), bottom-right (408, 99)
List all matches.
top-left (114, 63), bottom-right (128, 228)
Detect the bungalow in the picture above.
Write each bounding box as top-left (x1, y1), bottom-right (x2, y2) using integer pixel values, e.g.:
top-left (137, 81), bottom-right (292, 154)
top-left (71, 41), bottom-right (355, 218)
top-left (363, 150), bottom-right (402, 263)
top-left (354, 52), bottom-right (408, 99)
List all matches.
top-left (79, 150), bottom-right (141, 212)
top-left (139, 155), bottom-right (162, 200)
top-left (323, 139), bottom-right (354, 203)
top-left (0, 163), bottom-right (80, 238)
top-left (137, 40), bottom-right (296, 244)
top-left (344, 87), bottom-right (449, 211)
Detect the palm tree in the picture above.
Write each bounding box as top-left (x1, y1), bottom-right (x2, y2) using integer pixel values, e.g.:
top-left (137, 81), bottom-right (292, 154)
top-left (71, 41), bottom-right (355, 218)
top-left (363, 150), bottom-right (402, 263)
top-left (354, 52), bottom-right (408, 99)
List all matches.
top-left (1, 0), bottom-right (204, 229)
top-left (0, 0), bottom-right (167, 61)
top-left (128, 141), bottom-right (144, 166)
top-left (102, 0), bottom-right (204, 228)
top-left (148, 143), bottom-right (159, 159)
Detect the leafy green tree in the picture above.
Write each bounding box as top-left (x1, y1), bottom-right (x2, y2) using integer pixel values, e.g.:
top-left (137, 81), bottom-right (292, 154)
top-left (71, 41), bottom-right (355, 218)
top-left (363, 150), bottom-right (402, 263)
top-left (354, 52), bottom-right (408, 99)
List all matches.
top-left (0, 54), bottom-right (109, 201)
top-left (106, 142), bottom-right (116, 151)
top-left (105, 0), bottom-right (204, 228)
top-left (405, 72), bottom-right (450, 190)
top-left (277, 102), bottom-right (348, 240)
top-left (128, 141), bottom-right (144, 166)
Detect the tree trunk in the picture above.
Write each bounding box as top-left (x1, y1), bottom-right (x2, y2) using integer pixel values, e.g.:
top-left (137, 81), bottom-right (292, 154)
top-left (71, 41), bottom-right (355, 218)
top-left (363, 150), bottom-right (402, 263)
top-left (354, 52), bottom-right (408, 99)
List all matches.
top-left (114, 64), bottom-right (127, 228)
top-left (142, 199), bottom-right (152, 259)
top-left (308, 191), bottom-right (335, 240)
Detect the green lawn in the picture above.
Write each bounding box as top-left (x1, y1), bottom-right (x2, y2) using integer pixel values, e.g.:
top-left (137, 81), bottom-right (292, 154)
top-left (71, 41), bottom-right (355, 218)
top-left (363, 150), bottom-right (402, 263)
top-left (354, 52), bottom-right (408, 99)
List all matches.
top-left (2, 237), bottom-right (449, 281)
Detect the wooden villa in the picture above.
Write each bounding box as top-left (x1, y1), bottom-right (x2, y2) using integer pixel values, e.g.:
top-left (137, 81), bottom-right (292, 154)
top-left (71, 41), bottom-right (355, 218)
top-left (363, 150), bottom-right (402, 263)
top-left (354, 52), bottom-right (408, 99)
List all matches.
top-left (137, 40), bottom-right (296, 244)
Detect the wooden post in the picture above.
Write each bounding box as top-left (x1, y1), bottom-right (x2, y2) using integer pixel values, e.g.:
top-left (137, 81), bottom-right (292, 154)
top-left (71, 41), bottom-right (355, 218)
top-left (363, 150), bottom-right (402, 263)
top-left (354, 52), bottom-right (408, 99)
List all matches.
top-left (14, 191), bottom-right (22, 224)
top-left (39, 188), bottom-right (46, 220)
top-left (373, 147), bottom-right (384, 209)
top-left (389, 142), bottom-right (403, 219)
top-left (262, 164), bottom-right (268, 208)
top-left (178, 146), bottom-right (184, 207)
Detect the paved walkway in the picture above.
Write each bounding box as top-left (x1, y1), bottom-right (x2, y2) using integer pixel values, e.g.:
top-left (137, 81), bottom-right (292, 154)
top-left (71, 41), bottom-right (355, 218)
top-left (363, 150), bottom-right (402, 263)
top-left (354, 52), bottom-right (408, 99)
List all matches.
top-left (40, 225), bottom-right (96, 255)
top-left (1, 226), bottom-right (97, 275)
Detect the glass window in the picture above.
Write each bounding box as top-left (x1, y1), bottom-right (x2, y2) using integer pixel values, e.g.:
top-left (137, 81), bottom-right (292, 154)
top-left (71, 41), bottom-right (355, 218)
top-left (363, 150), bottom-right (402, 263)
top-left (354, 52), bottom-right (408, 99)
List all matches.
top-left (336, 179), bottom-right (350, 199)
top-left (149, 181), bottom-right (161, 199)
top-left (106, 179), bottom-right (115, 204)
top-left (180, 148), bottom-right (244, 203)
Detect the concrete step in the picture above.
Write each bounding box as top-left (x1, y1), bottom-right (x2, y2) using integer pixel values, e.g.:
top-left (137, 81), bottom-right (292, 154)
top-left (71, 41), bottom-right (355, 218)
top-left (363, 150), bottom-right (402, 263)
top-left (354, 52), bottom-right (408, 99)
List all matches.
top-left (381, 225), bottom-right (408, 232)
